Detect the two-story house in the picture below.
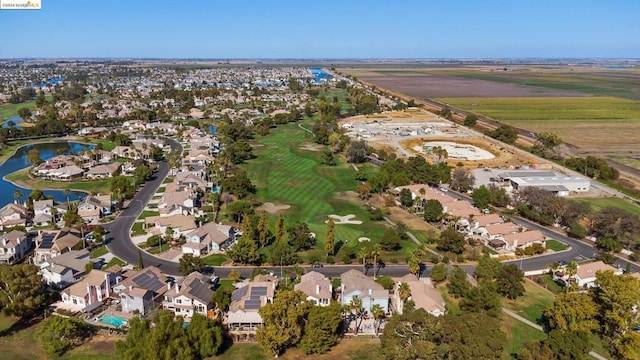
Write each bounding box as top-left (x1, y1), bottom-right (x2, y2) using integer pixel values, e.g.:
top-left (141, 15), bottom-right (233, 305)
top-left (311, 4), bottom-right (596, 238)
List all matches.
top-left (77, 195), bottom-right (112, 224)
top-left (157, 187), bottom-right (198, 217)
top-left (145, 215), bottom-right (197, 239)
top-left (33, 228), bottom-right (83, 264)
top-left (294, 271), bottom-right (332, 306)
top-left (340, 269), bottom-right (389, 314)
top-left (225, 279), bottom-right (277, 332)
top-left (393, 274), bottom-right (445, 316)
top-left (60, 269), bottom-right (117, 312)
top-left (112, 266), bottom-right (169, 315)
top-left (163, 272), bottom-right (214, 318)
top-left (182, 222), bottom-right (234, 256)
top-left (39, 249), bottom-right (92, 289)
top-left (0, 230), bottom-right (30, 264)
top-left (32, 199), bottom-right (55, 227)
top-left (0, 203), bottom-right (29, 230)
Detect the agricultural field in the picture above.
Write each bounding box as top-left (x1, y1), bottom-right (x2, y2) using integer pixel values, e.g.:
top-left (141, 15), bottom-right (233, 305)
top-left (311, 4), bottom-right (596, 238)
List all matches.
top-left (436, 97), bottom-right (640, 158)
top-left (242, 119), bottom-right (420, 263)
top-left (571, 197), bottom-right (640, 216)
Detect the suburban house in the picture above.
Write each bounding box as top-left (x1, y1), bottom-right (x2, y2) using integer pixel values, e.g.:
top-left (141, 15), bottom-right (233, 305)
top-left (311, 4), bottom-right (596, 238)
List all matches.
top-left (60, 269), bottom-right (117, 312)
top-left (173, 171), bottom-right (208, 191)
top-left (480, 222), bottom-right (522, 244)
top-left (77, 195), bottom-right (112, 224)
top-left (33, 228), bottom-right (83, 264)
top-left (0, 230), bottom-right (31, 264)
top-left (393, 274), bottom-right (445, 316)
top-left (0, 203), bottom-right (29, 230)
top-left (162, 272), bottom-right (214, 318)
top-left (157, 188), bottom-right (198, 217)
top-left (500, 230), bottom-right (546, 251)
top-left (294, 271), bottom-right (332, 306)
top-left (112, 266), bottom-right (169, 315)
top-left (85, 162), bottom-right (121, 179)
top-left (47, 165), bottom-right (85, 181)
top-left (39, 249), bottom-right (92, 289)
top-left (226, 279), bottom-right (277, 332)
top-left (182, 222), bottom-right (234, 256)
top-left (145, 215), bottom-right (197, 239)
top-left (340, 269), bottom-right (389, 314)
top-left (111, 146), bottom-right (132, 159)
top-left (554, 261), bottom-right (623, 288)
top-left (33, 199), bottom-right (55, 226)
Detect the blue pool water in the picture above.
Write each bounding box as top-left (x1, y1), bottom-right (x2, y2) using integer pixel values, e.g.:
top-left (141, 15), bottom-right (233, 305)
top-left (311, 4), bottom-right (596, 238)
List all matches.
top-left (99, 314), bottom-right (127, 327)
top-left (2, 117), bottom-right (23, 129)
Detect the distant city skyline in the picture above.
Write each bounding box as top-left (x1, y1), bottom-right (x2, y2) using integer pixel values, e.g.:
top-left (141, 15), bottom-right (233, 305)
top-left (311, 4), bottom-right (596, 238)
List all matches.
top-left (0, 0), bottom-right (639, 59)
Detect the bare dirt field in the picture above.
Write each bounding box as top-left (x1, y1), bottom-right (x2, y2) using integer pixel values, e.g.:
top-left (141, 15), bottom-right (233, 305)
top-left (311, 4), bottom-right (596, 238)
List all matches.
top-left (351, 74), bottom-right (586, 98)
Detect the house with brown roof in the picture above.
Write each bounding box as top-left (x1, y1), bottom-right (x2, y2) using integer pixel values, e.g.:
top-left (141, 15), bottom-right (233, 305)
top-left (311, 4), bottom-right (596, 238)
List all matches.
top-left (393, 274), bottom-right (445, 317)
top-left (33, 199), bottom-right (54, 226)
top-left (225, 279), bottom-right (277, 332)
top-left (0, 230), bottom-right (30, 264)
top-left (77, 194), bottom-right (111, 224)
top-left (60, 269), bottom-right (117, 312)
top-left (0, 203), bottom-right (29, 230)
top-left (157, 188), bottom-right (198, 217)
top-left (163, 272), bottom-right (214, 318)
top-left (85, 162), bottom-right (121, 179)
top-left (500, 230), bottom-right (546, 252)
top-left (183, 222), bottom-right (235, 256)
top-left (482, 222), bottom-right (522, 243)
top-left (112, 266), bottom-right (169, 315)
top-left (145, 214), bottom-right (197, 239)
top-left (294, 271), bottom-right (332, 306)
top-left (33, 228), bottom-right (83, 264)
top-left (575, 261), bottom-right (623, 288)
top-left (340, 269), bottom-right (389, 314)
top-left (39, 249), bottom-right (92, 289)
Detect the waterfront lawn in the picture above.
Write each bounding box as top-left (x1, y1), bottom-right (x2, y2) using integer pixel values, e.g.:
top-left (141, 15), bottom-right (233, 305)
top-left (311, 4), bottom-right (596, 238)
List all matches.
top-left (86, 139), bottom-right (116, 151)
top-left (545, 239), bottom-right (568, 252)
top-left (503, 279), bottom-right (555, 326)
top-left (0, 99), bottom-right (37, 121)
top-left (243, 121), bottom-right (403, 263)
top-left (572, 197), bottom-right (640, 216)
top-left (202, 253), bottom-right (228, 266)
top-left (5, 167), bottom-right (111, 195)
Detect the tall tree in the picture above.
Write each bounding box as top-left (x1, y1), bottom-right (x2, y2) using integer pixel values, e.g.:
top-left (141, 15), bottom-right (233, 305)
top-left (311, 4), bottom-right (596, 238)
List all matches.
top-left (226, 235), bottom-right (259, 265)
top-left (423, 199), bottom-right (444, 222)
top-left (257, 290), bottom-right (310, 357)
top-left (447, 266), bottom-right (471, 298)
top-left (431, 263), bottom-right (448, 282)
top-left (437, 226), bottom-right (466, 254)
top-left (496, 264), bottom-right (525, 299)
top-left (472, 185), bottom-right (491, 209)
top-left (274, 214), bottom-right (285, 242)
top-left (299, 301), bottom-right (343, 355)
top-left (186, 314), bottom-right (224, 358)
top-left (543, 292), bottom-right (597, 333)
top-left (441, 313), bottom-right (504, 359)
top-left (324, 219), bottom-right (335, 255)
top-left (0, 264), bottom-right (44, 318)
top-left (177, 254), bottom-right (205, 276)
top-left (256, 211), bottom-right (272, 247)
top-left (137, 249), bottom-right (144, 269)
top-left (36, 316), bottom-right (87, 356)
top-left (590, 271), bottom-right (640, 340)
top-left (370, 303), bottom-right (386, 335)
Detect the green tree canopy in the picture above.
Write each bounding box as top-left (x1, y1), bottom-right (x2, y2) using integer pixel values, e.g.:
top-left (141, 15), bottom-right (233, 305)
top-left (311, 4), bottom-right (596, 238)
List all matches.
top-left (178, 254), bottom-right (205, 276)
top-left (0, 264), bottom-right (44, 318)
top-left (299, 301), bottom-right (343, 354)
top-left (257, 290), bottom-right (311, 357)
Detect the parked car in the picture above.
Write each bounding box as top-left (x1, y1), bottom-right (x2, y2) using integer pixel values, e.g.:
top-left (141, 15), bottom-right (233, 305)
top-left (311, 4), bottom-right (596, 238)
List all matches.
top-left (312, 263), bottom-right (323, 268)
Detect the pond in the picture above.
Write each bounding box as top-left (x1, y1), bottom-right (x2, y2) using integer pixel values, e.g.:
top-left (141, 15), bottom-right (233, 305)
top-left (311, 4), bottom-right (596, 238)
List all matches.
top-left (0, 141), bottom-right (95, 206)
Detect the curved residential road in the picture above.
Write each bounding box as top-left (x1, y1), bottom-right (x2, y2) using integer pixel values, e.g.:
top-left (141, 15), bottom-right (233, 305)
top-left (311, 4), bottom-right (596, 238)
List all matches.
top-left (105, 138), bottom-right (183, 275)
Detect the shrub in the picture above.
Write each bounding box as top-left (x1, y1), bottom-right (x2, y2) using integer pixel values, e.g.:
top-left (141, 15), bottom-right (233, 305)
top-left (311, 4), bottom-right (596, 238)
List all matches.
top-left (456, 254), bottom-right (466, 263)
top-left (325, 256), bottom-right (335, 264)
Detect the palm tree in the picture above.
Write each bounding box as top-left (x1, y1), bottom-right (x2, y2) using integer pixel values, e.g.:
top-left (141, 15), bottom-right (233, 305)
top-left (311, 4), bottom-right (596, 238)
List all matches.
top-left (63, 188), bottom-right (71, 210)
top-left (370, 304), bottom-right (385, 336)
top-left (349, 297), bottom-right (364, 335)
top-left (13, 189), bottom-right (22, 204)
top-left (358, 246), bottom-right (369, 273)
top-left (369, 243), bottom-right (382, 279)
top-left (398, 281), bottom-right (411, 308)
top-left (565, 261), bottom-right (578, 290)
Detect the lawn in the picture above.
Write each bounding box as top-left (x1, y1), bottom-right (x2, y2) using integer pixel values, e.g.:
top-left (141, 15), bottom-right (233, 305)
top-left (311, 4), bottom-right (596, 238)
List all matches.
top-left (537, 274), bottom-right (565, 294)
top-left (147, 243), bottom-right (171, 254)
top-left (242, 120), bottom-right (409, 263)
top-left (163, 177), bottom-right (173, 184)
top-left (202, 254), bottom-right (229, 266)
top-left (5, 167), bottom-right (111, 195)
top-left (0, 99), bottom-right (38, 121)
top-left (104, 257), bottom-right (127, 269)
top-left (131, 222), bottom-right (145, 236)
top-left (545, 239), bottom-right (568, 252)
top-left (501, 315), bottom-right (547, 360)
top-left (436, 97), bottom-right (640, 154)
top-left (503, 279), bottom-right (555, 325)
top-left (90, 245), bottom-right (108, 258)
top-left (215, 339), bottom-right (382, 360)
top-left (138, 210), bottom-right (160, 220)
top-left (572, 197), bottom-right (640, 216)
top-left (156, 187), bottom-right (166, 193)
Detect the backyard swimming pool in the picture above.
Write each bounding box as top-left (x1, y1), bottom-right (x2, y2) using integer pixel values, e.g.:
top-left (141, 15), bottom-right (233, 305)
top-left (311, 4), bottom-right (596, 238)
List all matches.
top-left (99, 314), bottom-right (128, 327)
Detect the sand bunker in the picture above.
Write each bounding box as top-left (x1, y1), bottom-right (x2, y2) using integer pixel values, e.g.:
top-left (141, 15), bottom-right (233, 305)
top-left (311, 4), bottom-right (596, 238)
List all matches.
top-left (326, 214), bottom-right (363, 225)
top-left (415, 141), bottom-right (495, 160)
top-left (299, 142), bottom-right (324, 152)
top-left (358, 237), bottom-right (371, 242)
top-left (257, 202), bottom-right (291, 214)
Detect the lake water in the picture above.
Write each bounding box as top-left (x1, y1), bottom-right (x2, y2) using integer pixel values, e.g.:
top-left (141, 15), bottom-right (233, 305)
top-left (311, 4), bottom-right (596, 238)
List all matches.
top-left (0, 142), bottom-right (95, 206)
top-left (310, 67), bottom-right (333, 83)
top-left (2, 116), bottom-right (23, 129)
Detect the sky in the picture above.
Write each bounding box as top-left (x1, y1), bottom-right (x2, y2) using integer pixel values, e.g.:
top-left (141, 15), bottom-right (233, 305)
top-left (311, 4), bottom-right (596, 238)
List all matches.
top-left (0, 0), bottom-right (638, 59)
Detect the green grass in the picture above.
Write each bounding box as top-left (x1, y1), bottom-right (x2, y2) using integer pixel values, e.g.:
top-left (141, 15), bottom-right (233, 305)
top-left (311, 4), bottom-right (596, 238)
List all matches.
top-left (86, 139), bottom-right (116, 152)
top-left (162, 177), bottom-right (173, 184)
top-left (104, 257), bottom-right (127, 269)
top-left (0, 99), bottom-right (38, 121)
top-left (138, 210), bottom-right (160, 220)
top-left (216, 343), bottom-right (267, 360)
top-left (242, 120), bottom-right (408, 262)
top-left (438, 285), bottom-right (460, 316)
top-left (90, 246), bottom-right (108, 258)
top-left (156, 187), bottom-right (166, 193)
top-left (202, 254), bottom-right (229, 266)
top-left (147, 243), bottom-right (171, 254)
top-left (502, 315), bottom-right (548, 360)
top-left (5, 167), bottom-right (112, 195)
top-left (572, 197), bottom-right (640, 216)
top-left (545, 239), bottom-right (568, 252)
top-left (131, 222), bottom-right (145, 236)
top-left (215, 340), bottom-right (383, 360)
top-left (503, 279), bottom-right (555, 325)
top-left (538, 274), bottom-right (565, 294)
